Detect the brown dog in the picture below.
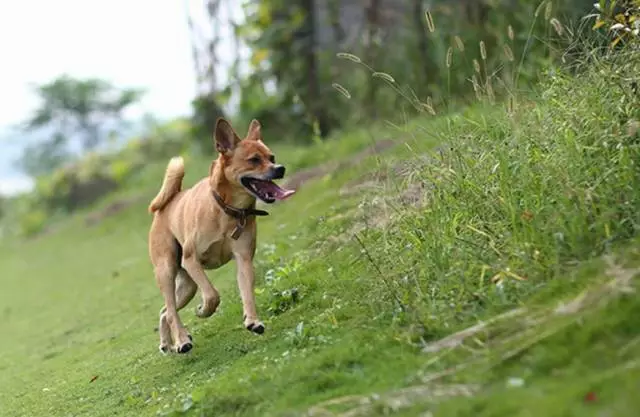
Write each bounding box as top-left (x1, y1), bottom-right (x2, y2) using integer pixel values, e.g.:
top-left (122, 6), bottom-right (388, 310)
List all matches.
top-left (147, 118), bottom-right (295, 354)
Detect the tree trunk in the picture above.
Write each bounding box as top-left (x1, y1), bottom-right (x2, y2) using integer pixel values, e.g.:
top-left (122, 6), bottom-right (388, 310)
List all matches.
top-left (329, 0), bottom-right (345, 44)
top-left (300, 0), bottom-right (331, 137)
top-left (412, 0), bottom-right (437, 97)
top-left (365, 0), bottom-right (381, 118)
top-left (462, 0), bottom-right (489, 26)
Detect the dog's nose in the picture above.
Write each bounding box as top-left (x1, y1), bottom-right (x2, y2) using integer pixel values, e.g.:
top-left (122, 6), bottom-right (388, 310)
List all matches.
top-left (272, 164), bottom-right (285, 179)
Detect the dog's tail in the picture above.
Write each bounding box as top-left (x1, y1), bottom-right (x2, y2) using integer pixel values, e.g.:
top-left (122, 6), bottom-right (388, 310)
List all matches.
top-left (148, 156), bottom-right (185, 213)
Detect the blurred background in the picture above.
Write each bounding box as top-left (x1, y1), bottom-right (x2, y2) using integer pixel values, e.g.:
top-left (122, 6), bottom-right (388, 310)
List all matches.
top-left (0, 0), bottom-right (593, 237)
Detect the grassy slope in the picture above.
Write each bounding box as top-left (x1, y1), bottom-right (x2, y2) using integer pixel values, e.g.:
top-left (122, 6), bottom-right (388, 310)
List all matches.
top-left (1, 58), bottom-right (640, 417)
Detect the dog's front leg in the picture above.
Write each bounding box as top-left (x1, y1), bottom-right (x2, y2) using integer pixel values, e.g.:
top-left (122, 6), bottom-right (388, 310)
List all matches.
top-left (234, 249), bottom-right (265, 335)
top-left (182, 239), bottom-right (221, 318)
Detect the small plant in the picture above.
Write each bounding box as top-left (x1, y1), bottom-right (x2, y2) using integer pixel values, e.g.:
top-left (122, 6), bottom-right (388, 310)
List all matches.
top-left (256, 246), bottom-right (309, 316)
top-left (591, 0), bottom-right (640, 47)
top-left (266, 287), bottom-right (301, 316)
top-left (284, 321), bottom-right (309, 348)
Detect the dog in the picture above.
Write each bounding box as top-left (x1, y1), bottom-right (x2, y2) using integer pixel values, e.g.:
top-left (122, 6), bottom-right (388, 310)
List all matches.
top-left (147, 118), bottom-right (295, 354)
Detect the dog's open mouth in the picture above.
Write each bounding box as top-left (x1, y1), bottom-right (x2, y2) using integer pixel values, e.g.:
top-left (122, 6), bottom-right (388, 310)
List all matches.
top-left (241, 177), bottom-right (296, 204)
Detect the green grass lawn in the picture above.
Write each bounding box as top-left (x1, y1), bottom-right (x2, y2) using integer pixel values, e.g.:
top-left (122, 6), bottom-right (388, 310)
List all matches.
top-left (1, 52), bottom-right (640, 417)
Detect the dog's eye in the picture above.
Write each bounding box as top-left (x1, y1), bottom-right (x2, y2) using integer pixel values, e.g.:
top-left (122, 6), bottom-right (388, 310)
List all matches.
top-left (268, 155), bottom-right (275, 163)
top-left (249, 156), bottom-right (261, 164)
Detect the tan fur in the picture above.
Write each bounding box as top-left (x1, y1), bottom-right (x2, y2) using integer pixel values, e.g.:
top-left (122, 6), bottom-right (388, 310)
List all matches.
top-left (148, 156), bottom-right (185, 213)
top-left (147, 118), bottom-right (288, 354)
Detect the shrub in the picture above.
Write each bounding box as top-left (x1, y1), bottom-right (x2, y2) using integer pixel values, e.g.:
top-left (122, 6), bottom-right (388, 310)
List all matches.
top-left (11, 118), bottom-right (191, 237)
top-left (18, 208), bottom-right (47, 237)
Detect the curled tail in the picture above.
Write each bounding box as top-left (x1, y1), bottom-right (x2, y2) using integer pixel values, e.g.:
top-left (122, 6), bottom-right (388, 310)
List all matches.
top-left (148, 156), bottom-right (185, 213)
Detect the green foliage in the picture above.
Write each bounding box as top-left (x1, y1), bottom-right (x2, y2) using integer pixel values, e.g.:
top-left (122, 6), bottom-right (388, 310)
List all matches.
top-left (9, 118), bottom-right (190, 237)
top-left (109, 158), bottom-right (136, 184)
top-left (33, 156), bottom-right (117, 213)
top-left (190, 95), bottom-right (226, 149)
top-left (225, 0), bottom-right (595, 143)
top-left (259, 246), bottom-right (307, 316)
top-left (18, 75), bottom-right (144, 177)
top-left (2, 48), bottom-right (640, 415)
top-left (17, 207), bottom-right (47, 237)
top-left (591, 0), bottom-right (640, 47)
top-left (138, 118), bottom-right (191, 158)
top-left (234, 0), bottom-right (337, 140)
top-left (19, 133), bottom-right (70, 178)
top-left (314, 48), bottom-right (640, 338)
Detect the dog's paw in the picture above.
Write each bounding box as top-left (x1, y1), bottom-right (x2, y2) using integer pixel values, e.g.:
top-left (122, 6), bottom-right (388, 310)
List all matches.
top-left (247, 322), bottom-right (265, 334)
top-left (195, 295), bottom-right (220, 318)
top-left (244, 316), bottom-right (265, 335)
top-left (194, 291), bottom-right (221, 318)
top-left (173, 341), bottom-right (193, 354)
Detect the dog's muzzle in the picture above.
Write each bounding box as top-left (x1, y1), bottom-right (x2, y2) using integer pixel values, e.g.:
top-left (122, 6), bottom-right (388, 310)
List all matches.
top-left (271, 164), bottom-right (286, 180)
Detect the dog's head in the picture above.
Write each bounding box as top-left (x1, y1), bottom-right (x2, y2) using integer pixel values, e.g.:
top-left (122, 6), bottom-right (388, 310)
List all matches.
top-left (213, 118), bottom-right (295, 204)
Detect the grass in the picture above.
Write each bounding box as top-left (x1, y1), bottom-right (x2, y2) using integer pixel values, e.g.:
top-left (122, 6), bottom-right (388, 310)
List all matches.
top-left (0, 118), bottom-right (417, 417)
top-left (2, 40), bottom-right (640, 417)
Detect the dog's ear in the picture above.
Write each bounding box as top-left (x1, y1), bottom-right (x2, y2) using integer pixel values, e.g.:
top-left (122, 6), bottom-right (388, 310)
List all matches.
top-left (246, 119), bottom-right (262, 142)
top-left (214, 118), bottom-right (240, 154)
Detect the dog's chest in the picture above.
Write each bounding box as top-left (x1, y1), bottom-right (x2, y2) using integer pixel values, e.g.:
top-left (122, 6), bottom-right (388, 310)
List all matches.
top-left (198, 238), bottom-right (233, 270)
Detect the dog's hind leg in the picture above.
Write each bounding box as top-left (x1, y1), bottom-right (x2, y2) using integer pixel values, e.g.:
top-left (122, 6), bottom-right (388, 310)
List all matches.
top-left (150, 225), bottom-right (194, 354)
top-left (154, 262), bottom-right (193, 354)
top-left (158, 268), bottom-right (197, 352)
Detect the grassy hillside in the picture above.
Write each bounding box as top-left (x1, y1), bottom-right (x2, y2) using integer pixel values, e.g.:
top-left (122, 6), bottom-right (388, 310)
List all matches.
top-left (1, 49), bottom-right (640, 417)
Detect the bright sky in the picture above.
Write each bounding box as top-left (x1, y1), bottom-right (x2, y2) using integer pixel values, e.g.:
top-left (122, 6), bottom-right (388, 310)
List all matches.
top-left (0, 0), bottom-right (239, 195)
top-left (0, 0), bottom-right (202, 127)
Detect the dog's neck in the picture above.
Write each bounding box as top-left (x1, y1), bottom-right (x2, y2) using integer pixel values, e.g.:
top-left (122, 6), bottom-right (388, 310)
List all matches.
top-left (209, 158), bottom-right (256, 210)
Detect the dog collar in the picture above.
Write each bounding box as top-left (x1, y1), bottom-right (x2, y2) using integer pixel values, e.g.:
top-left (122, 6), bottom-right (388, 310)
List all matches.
top-left (212, 191), bottom-right (269, 240)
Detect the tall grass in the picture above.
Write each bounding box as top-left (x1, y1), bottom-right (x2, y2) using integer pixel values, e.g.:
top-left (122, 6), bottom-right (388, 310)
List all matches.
top-left (315, 4), bottom-right (640, 338)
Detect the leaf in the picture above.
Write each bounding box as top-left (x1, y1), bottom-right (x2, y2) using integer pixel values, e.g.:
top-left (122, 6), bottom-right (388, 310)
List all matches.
top-left (257, 2), bottom-right (271, 26)
top-left (251, 49), bottom-right (269, 67)
top-left (504, 269), bottom-right (527, 281)
top-left (611, 35), bottom-right (624, 48)
top-left (291, 8), bottom-right (306, 29)
top-left (593, 19), bottom-right (607, 30)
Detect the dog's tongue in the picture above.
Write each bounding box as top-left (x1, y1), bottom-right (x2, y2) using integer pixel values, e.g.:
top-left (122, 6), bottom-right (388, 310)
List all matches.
top-left (262, 180), bottom-right (296, 200)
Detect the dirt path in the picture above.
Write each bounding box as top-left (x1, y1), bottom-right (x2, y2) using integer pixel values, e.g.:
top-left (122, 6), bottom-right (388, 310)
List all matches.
top-left (282, 138), bottom-right (398, 190)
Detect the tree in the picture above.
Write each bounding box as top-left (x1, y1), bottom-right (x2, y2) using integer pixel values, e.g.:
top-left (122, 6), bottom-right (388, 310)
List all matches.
top-left (19, 75), bottom-right (143, 177)
top-left (184, 0), bottom-right (228, 145)
top-left (300, 0), bottom-right (331, 137)
top-left (19, 133), bottom-right (70, 178)
top-left (236, 0), bottom-right (335, 139)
